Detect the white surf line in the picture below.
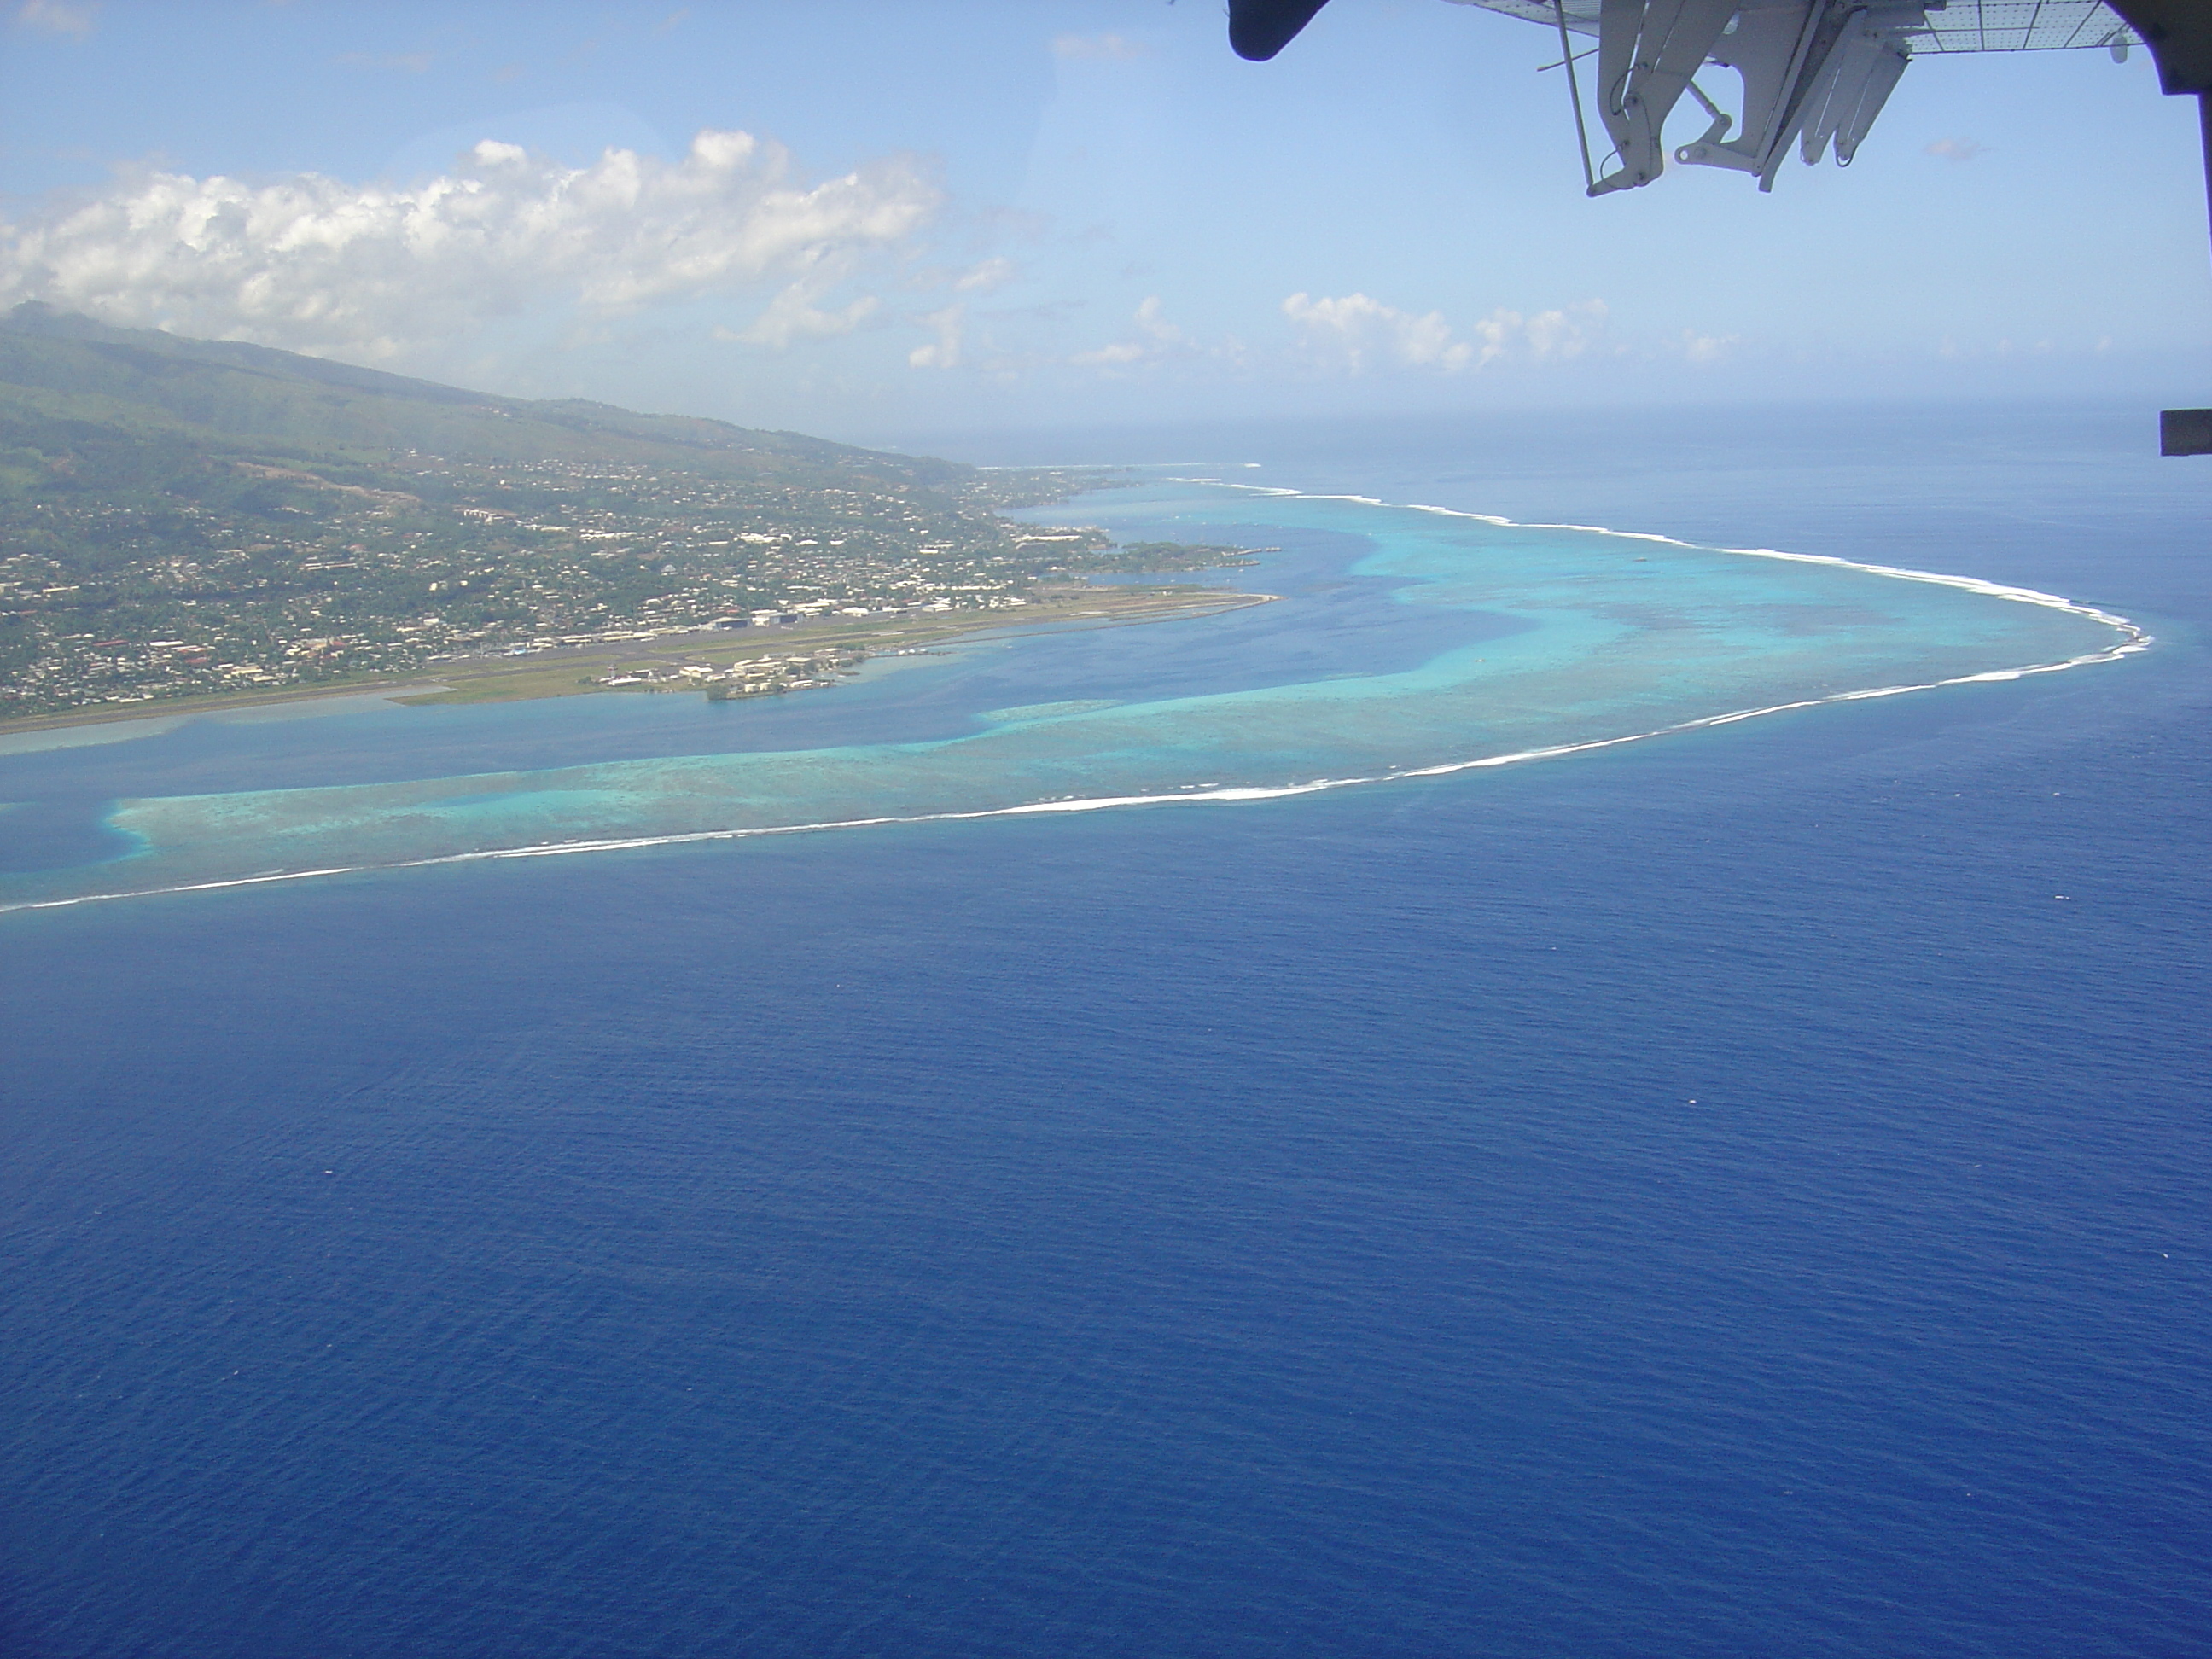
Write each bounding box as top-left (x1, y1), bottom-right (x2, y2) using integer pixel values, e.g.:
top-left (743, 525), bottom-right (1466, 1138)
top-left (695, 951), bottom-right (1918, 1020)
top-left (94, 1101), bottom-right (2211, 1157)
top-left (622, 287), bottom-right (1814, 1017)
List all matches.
top-left (0, 783), bottom-right (1364, 914)
top-left (0, 630), bottom-right (2134, 917)
top-left (0, 484), bottom-right (2156, 917)
top-left (1175, 478), bottom-right (2154, 656)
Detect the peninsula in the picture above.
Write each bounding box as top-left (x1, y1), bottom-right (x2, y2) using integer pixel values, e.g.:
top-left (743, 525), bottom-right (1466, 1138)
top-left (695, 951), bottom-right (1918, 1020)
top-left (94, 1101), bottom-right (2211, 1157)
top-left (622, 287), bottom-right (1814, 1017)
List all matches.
top-left (0, 305), bottom-right (1269, 730)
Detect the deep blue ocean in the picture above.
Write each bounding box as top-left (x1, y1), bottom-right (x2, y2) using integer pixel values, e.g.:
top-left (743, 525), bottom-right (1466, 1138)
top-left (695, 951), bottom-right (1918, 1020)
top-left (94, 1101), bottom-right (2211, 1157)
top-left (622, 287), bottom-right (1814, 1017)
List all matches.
top-left (3, 402), bottom-right (2207, 1657)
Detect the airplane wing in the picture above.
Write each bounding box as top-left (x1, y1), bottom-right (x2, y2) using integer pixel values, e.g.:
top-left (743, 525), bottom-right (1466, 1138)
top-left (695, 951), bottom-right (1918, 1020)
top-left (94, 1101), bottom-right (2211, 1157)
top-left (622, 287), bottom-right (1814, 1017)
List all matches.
top-left (1230, 2), bottom-right (2144, 195)
top-left (1442, 1), bottom-right (2143, 195)
top-left (1453, 1), bottom-right (2139, 55)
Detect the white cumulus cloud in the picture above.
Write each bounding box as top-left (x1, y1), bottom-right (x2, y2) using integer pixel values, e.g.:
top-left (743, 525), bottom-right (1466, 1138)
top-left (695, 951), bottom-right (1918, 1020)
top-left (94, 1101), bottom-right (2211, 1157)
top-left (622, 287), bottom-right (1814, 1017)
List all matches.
top-left (1672, 326), bottom-right (1737, 364)
top-left (1282, 292), bottom-right (1472, 373)
top-left (721, 285), bottom-right (880, 350)
top-left (908, 304), bottom-right (965, 369)
top-left (0, 129), bottom-right (940, 362)
top-left (15, 1), bottom-right (98, 38)
top-left (1467, 300), bottom-right (1608, 367)
top-left (953, 256), bottom-right (1016, 294)
top-left (1071, 295), bottom-right (1191, 368)
top-left (1283, 292), bottom-right (1607, 375)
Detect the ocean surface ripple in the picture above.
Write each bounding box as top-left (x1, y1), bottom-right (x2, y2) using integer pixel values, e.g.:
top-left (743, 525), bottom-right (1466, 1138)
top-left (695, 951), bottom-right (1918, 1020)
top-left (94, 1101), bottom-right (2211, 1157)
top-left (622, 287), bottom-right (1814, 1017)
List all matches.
top-left (3, 407), bottom-right (2205, 1659)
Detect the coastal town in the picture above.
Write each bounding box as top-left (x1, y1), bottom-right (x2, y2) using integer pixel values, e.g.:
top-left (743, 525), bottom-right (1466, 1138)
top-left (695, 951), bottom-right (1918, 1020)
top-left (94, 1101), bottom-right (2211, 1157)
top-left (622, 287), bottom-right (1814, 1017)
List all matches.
top-left (0, 446), bottom-right (1260, 721)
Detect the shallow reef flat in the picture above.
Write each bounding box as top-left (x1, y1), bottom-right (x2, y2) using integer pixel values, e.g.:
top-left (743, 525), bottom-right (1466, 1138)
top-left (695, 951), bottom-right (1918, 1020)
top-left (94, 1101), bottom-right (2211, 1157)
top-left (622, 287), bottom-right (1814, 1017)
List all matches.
top-left (0, 483), bottom-right (2142, 911)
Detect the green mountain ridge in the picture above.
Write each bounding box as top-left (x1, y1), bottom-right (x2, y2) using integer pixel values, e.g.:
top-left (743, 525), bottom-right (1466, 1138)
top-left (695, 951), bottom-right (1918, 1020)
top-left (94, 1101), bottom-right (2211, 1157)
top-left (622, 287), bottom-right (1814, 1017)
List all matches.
top-left (0, 302), bottom-right (963, 486)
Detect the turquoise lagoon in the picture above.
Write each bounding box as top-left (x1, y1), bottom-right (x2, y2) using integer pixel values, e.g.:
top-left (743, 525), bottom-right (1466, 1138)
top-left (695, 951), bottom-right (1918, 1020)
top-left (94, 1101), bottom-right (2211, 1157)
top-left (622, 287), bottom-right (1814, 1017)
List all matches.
top-left (0, 481), bottom-right (2145, 911)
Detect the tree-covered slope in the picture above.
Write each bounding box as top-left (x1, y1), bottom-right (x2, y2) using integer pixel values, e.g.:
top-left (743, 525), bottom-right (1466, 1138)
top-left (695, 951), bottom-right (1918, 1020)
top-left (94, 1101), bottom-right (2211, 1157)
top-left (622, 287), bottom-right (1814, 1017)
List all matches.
top-left (0, 304), bottom-right (964, 487)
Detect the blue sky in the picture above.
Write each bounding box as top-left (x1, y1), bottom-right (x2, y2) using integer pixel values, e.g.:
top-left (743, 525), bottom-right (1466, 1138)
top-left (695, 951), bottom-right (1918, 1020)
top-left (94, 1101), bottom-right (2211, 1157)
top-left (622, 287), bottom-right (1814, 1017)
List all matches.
top-left (2, 0), bottom-right (2207, 441)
